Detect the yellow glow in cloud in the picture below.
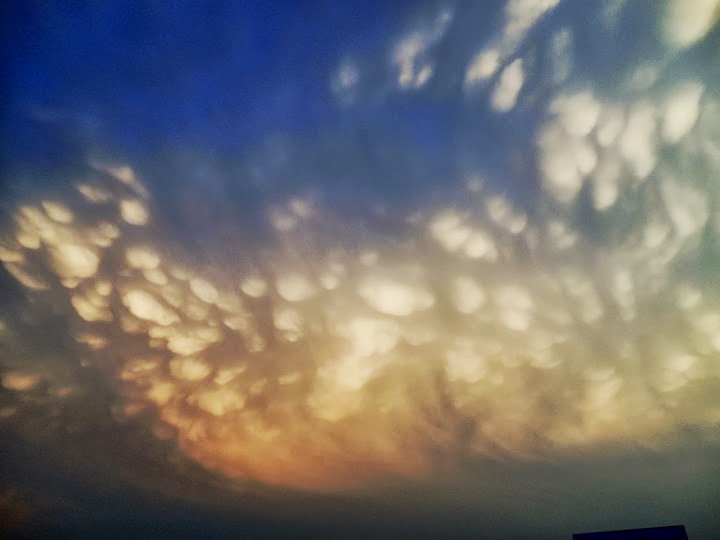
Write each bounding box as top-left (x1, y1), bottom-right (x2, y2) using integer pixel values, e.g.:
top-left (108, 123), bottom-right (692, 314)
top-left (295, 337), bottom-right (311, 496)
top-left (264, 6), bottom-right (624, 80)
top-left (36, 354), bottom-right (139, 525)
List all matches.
top-left (3, 261), bottom-right (49, 290)
top-left (41, 201), bottom-right (74, 224)
top-left (192, 387), bottom-right (245, 416)
top-left (120, 199), bottom-right (149, 225)
top-left (276, 273), bottom-right (316, 302)
top-left (126, 246), bottom-right (161, 270)
top-left (189, 278), bottom-right (219, 304)
top-left (2, 371), bottom-right (41, 392)
top-left (49, 244), bottom-right (100, 279)
top-left (122, 289), bottom-right (179, 326)
top-left (71, 292), bottom-right (112, 322)
top-left (357, 274), bottom-right (434, 317)
top-left (169, 357), bottom-right (212, 381)
top-left (240, 276), bottom-right (268, 298)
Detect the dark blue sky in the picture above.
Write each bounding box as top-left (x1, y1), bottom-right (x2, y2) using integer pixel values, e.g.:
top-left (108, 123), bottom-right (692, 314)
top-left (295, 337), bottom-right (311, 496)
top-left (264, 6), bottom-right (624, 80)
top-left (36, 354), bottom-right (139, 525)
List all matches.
top-left (4, 1), bottom-right (429, 152)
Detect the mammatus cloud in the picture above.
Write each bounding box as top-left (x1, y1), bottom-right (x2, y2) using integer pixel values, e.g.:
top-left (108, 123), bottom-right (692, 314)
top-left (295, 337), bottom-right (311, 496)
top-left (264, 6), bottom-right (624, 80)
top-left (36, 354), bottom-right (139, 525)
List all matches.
top-left (465, 0), bottom-right (559, 104)
top-left (663, 0), bottom-right (720, 48)
top-left (391, 7), bottom-right (454, 91)
top-left (2, 1), bottom-right (720, 494)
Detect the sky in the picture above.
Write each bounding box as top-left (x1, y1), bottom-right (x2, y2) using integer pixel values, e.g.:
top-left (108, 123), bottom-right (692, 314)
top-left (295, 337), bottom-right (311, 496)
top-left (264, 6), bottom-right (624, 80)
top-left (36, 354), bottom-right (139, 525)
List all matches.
top-left (1, 0), bottom-right (720, 538)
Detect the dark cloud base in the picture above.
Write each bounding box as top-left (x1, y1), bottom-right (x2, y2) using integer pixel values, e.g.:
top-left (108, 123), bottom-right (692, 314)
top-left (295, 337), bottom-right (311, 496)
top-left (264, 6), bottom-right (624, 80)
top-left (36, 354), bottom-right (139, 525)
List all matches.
top-left (2, 421), bottom-right (719, 539)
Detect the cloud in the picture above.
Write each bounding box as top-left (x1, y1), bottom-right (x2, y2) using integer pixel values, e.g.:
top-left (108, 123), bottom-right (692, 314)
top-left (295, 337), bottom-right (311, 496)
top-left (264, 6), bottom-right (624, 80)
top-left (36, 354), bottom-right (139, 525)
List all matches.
top-left (1, 0), bottom-right (719, 500)
top-left (663, 0), bottom-right (720, 48)
top-left (391, 8), bottom-right (453, 90)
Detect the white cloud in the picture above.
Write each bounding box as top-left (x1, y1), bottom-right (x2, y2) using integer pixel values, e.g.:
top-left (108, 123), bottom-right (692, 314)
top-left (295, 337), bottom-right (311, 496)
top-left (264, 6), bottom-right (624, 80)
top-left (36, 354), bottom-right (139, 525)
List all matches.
top-left (662, 82), bottom-right (704, 144)
top-left (664, 0), bottom-right (720, 47)
top-left (392, 8), bottom-right (452, 90)
top-left (490, 59), bottom-right (524, 112)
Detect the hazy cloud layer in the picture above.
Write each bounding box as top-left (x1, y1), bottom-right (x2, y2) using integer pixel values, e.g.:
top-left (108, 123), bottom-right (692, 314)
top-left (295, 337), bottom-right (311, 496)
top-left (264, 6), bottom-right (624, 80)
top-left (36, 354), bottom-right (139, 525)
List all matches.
top-left (1, 0), bottom-right (720, 536)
